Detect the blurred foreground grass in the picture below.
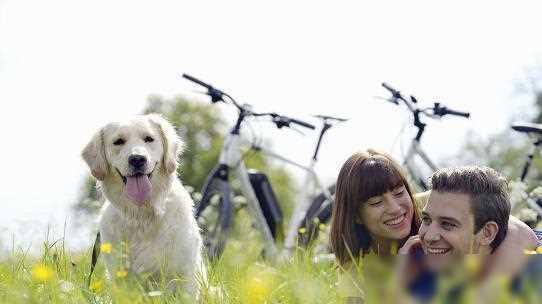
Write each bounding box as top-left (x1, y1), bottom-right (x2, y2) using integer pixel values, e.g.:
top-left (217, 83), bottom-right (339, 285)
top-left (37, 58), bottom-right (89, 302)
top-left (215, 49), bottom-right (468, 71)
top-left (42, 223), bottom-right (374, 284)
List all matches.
top-left (2, 239), bottom-right (542, 303)
top-left (0, 236), bottom-right (338, 304)
top-left (1, 210), bottom-right (540, 304)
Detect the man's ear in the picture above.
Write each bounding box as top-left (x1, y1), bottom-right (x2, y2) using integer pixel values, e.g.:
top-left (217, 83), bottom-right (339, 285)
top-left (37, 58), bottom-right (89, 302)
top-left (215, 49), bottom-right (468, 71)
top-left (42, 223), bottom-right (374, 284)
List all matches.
top-left (82, 128), bottom-right (109, 181)
top-left (478, 221), bottom-right (499, 247)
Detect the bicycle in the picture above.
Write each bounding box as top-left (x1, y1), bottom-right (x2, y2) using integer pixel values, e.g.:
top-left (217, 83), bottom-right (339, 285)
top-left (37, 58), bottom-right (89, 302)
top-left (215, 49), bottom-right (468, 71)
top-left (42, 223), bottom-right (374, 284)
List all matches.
top-left (297, 83), bottom-right (472, 246)
top-left (182, 74), bottom-right (345, 260)
top-left (510, 122), bottom-right (542, 224)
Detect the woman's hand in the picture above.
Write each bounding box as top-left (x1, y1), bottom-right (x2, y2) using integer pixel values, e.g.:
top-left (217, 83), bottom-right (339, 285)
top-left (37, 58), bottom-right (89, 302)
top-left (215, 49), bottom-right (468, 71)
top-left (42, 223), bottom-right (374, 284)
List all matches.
top-left (398, 235), bottom-right (422, 255)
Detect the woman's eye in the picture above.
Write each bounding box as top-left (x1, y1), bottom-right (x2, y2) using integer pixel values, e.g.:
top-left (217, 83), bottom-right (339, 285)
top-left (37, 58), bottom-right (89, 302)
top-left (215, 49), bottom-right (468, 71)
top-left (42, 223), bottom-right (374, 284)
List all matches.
top-left (369, 200), bottom-right (383, 206)
top-left (422, 217), bottom-right (431, 225)
top-left (113, 138), bottom-right (125, 146)
top-left (144, 136), bottom-right (154, 143)
top-left (394, 190), bottom-right (404, 197)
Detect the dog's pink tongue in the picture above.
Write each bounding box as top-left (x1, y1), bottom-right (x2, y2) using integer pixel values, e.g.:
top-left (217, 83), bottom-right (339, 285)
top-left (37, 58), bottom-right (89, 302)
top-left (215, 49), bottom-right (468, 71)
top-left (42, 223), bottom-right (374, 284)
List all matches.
top-left (125, 175), bottom-right (152, 206)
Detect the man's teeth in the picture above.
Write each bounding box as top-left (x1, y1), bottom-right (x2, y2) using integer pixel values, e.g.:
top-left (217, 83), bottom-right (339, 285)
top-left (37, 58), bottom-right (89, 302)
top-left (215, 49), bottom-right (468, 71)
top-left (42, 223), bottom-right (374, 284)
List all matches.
top-left (384, 214), bottom-right (405, 226)
top-left (427, 248), bottom-right (449, 254)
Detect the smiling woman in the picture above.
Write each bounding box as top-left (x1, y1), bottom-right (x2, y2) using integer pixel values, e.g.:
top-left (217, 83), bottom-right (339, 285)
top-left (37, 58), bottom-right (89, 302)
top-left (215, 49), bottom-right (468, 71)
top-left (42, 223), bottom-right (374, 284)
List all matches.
top-left (330, 149), bottom-right (421, 265)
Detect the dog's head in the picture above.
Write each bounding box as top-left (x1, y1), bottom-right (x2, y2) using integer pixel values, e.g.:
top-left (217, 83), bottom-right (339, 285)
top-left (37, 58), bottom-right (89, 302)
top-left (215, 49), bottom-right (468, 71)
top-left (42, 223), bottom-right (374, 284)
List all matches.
top-left (82, 114), bottom-right (182, 207)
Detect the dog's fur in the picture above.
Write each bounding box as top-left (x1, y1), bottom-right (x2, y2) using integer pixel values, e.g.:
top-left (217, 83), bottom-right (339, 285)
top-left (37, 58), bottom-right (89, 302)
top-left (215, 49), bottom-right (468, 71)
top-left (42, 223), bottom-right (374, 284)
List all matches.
top-left (82, 114), bottom-right (204, 293)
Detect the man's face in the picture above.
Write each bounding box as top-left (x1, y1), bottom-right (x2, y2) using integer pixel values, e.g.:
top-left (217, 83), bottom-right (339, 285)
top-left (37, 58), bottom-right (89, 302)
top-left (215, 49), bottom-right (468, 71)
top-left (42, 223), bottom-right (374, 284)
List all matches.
top-left (419, 191), bottom-right (482, 271)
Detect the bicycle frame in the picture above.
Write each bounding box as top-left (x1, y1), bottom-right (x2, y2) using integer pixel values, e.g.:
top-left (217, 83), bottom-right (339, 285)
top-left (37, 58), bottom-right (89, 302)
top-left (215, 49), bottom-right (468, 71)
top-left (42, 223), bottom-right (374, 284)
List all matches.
top-left (217, 131), bottom-right (280, 258)
top-left (256, 147), bottom-right (332, 253)
top-left (403, 139), bottom-right (439, 191)
top-left (221, 130), bottom-right (335, 257)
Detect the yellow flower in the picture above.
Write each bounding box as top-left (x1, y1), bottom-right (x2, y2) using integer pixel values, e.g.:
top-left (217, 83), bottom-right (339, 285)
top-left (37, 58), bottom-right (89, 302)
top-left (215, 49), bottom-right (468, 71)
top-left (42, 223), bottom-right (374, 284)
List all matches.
top-left (32, 264), bottom-right (54, 283)
top-left (246, 277), bottom-right (270, 304)
top-left (298, 227), bottom-right (306, 234)
top-left (536, 246), bottom-right (542, 254)
top-left (465, 255), bottom-right (481, 276)
top-left (242, 265), bottom-right (278, 304)
top-left (318, 223), bottom-right (326, 231)
top-left (89, 280), bottom-right (103, 293)
top-left (116, 269), bottom-right (128, 278)
top-left (100, 242), bottom-right (112, 254)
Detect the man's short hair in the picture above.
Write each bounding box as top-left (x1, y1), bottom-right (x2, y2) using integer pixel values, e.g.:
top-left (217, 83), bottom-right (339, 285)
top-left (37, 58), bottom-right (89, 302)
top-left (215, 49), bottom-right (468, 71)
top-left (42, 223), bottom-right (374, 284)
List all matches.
top-left (430, 166), bottom-right (510, 251)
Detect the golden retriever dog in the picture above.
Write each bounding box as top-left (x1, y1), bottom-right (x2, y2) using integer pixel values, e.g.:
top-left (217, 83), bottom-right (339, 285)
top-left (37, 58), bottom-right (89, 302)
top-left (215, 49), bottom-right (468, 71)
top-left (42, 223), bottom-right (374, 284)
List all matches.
top-left (82, 114), bottom-right (204, 294)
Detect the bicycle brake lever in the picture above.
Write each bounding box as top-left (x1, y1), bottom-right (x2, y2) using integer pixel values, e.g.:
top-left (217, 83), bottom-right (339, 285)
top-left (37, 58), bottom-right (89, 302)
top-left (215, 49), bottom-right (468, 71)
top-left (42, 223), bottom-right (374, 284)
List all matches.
top-left (289, 126), bottom-right (306, 136)
top-left (373, 95), bottom-right (399, 105)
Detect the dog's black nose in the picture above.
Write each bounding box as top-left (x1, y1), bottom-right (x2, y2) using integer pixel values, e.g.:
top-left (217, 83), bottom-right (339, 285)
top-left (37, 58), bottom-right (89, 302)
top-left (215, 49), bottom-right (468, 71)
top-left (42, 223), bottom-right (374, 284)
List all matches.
top-left (128, 155), bottom-right (147, 169)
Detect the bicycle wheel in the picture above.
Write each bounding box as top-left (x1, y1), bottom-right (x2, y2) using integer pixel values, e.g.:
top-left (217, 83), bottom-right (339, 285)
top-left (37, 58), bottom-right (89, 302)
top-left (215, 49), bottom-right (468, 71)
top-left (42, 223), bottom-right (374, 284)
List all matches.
top-left (196, 170), bottom-right (233, 261)
top-left (298, 184), bottom-right (336, 248)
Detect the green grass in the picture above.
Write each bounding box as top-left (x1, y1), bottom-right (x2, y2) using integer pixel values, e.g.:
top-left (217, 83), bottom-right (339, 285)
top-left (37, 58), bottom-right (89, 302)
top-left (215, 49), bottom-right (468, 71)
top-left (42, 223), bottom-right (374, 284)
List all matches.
top-left (0, 235), bottom-right (339, 304)
top-left (1, 213), bottom-right (540, 304)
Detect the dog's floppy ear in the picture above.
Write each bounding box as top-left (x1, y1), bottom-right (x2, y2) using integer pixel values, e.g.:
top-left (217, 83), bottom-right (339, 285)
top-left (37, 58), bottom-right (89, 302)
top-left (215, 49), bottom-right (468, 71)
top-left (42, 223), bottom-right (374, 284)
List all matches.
top-left (82, 127), bottom-right (110, 181)
top-left (148, 114), bottom-right (182, 175)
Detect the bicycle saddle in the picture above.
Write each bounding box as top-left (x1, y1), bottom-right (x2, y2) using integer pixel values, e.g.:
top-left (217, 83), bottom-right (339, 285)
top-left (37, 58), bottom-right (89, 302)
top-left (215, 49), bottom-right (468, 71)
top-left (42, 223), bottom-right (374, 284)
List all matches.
top-left (511, 122), bottom-right (542, 135)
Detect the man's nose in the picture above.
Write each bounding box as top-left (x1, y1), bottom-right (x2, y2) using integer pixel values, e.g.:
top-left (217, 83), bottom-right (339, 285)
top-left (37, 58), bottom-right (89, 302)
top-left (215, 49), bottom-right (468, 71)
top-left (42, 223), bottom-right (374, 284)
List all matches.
top-left (423, 225), bottom-right (441, 242)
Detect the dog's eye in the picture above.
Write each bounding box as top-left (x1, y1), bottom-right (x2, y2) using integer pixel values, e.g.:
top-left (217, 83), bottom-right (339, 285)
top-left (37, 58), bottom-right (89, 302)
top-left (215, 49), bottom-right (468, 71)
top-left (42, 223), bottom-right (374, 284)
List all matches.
top-left (144, 136), bottom-right (154, 143)
top-left (113, 138), bottom-right (125, 146)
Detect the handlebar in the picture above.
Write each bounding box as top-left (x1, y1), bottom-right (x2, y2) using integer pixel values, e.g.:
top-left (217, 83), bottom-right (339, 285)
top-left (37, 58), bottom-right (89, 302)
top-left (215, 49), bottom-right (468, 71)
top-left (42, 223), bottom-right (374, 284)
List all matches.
top-left (289, 117), bottom-right (316, 130)
top-left (182, 73), bottom-right (226, 104)
top-left (182, 73), bottom-right (213, 89)
top-left (266, 113), bottom-right (315, 130)
top-left (433, 103), bottom-right (470, 118)
top-left (182, 73), bottom-right (315, 132)
top-left (381, 82), bottom-right (469, 120)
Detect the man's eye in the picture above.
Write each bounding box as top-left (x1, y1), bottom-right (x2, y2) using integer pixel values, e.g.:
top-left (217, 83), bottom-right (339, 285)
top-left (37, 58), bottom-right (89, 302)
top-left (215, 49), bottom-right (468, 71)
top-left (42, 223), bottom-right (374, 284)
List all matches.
top-left (113, 138), bottom-right (125, 145)
top-left (441, 222), bottom-right (456, 230)
top-left (144, 136), bottom-right (154, 143)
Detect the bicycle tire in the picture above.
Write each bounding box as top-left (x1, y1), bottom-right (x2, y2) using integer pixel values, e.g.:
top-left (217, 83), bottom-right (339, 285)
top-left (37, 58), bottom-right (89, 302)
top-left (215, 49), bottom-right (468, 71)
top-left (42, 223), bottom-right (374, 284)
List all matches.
top-left (298, 184), bottom-right (336, 247)
top-left (196, 170), bottom-right (233, 260)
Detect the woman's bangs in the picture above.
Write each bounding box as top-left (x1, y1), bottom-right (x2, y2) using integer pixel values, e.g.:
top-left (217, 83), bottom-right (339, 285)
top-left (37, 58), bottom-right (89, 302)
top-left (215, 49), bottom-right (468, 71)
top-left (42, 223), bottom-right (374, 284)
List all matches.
top-left (358, 158), bottom-right (403, 201)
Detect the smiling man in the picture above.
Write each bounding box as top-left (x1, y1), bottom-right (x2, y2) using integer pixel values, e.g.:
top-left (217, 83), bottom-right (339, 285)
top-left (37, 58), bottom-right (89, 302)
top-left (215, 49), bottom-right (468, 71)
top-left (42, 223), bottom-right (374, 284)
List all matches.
top-left (419, 166), bottom-right (510, 271)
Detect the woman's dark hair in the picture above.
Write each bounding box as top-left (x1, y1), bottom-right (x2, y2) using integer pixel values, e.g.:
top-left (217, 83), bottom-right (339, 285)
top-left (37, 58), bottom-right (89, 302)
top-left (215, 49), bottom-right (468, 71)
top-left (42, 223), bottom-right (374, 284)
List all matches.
top-left (330, 149), bottom-right (421, 266)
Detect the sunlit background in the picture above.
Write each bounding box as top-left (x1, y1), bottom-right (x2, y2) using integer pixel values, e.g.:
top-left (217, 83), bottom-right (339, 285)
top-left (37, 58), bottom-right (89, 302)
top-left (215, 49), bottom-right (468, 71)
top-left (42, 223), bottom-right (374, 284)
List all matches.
top-left (0, 0), bottom-right (541, 253)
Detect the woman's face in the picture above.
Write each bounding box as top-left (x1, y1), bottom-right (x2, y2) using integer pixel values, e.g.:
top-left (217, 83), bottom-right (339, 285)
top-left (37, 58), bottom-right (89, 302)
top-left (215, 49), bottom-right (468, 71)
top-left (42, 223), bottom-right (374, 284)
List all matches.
top-left (358, 184), bottom-right (414, 242)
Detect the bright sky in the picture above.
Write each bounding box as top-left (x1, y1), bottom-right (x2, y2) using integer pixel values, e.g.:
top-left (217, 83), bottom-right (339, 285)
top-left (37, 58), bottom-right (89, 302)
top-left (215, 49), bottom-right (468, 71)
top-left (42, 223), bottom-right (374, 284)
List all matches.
top-left (0, 0), bottom-right (540, 253)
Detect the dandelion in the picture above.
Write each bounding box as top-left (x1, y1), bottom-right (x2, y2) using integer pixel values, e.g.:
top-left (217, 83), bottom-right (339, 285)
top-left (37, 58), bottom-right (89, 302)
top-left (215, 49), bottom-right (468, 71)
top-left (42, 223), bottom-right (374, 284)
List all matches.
top-left (100, 242), bottom-right (112, 254)
top-left (299, 227), bottom-right (306, 234)
top-left (59, 280), bottom-right (75, 293)
top-left (89, 280), bottom-right (103, 293)
top-left (32, 264), bottom-right (54, 283)
top-left (319, 223), bottom-right (326, 231)
top-left (116, 269), bottom-right (128, 278)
